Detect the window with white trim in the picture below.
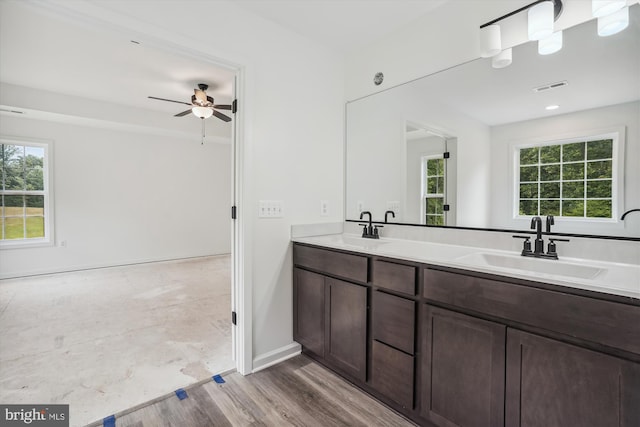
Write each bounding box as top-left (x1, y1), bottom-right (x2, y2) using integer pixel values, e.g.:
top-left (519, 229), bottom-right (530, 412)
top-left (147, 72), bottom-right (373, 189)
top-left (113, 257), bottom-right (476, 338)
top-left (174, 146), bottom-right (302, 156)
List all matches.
top-left (1, 139), bottom-right (52, 245)
top-left (515, 133), bottom-right (619, 220)
top-left (421, 155), bottom-right (446, 225)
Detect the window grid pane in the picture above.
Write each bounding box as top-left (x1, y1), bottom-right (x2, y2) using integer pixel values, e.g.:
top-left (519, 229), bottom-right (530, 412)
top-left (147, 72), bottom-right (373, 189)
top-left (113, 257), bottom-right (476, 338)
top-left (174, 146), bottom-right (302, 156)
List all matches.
top-left (517, 138), bottom-right (613, 219)
top-left (1, 142), bottom-right (49, 242)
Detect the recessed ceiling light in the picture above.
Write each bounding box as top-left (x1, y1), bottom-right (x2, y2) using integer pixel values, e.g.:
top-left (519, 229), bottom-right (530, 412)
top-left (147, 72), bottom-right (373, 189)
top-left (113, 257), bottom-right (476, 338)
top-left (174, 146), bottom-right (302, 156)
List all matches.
top-left (546, 105), bottom-right (560, 110)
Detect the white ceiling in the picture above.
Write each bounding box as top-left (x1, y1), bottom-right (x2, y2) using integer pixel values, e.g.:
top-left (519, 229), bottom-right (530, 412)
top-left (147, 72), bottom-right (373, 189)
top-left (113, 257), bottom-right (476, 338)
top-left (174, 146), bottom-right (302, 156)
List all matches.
top-left (0, 1), bottom-right (236, 119)
top-left (231, 0), bottom-right (450, 54)
top-left (0, 0), bottom-right (450, 119)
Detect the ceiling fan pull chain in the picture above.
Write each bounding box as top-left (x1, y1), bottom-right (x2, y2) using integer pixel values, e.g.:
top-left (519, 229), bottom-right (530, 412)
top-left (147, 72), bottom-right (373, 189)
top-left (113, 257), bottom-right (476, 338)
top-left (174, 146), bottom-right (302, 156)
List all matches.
top-left (201, 118), bottom-right (205, 145)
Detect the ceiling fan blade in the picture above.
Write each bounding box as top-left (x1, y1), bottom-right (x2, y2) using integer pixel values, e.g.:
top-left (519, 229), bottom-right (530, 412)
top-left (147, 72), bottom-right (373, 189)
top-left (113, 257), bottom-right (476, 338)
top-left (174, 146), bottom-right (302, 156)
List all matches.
top-left (212, 110), bottom-right (232, 122)
top-left (194, 89), bottom-right (207, 102)
top-left (148, 96), bottom-right (192, 106)
top-left (174, 109), bottom-right (192, 117)
top-left (213, 104), bottom-right (232, 110)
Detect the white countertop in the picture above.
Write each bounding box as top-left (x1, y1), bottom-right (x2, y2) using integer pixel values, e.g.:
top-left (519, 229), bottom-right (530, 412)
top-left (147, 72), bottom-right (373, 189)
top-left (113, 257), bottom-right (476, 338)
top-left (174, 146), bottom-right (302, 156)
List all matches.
top-left (292, 233), bottom-right (640, 300)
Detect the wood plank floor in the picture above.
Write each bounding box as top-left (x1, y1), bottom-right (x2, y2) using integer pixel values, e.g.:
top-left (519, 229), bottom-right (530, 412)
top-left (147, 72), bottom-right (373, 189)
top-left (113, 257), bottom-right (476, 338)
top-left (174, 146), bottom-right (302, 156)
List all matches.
top-left (94, 355), bottom-right (416, 426)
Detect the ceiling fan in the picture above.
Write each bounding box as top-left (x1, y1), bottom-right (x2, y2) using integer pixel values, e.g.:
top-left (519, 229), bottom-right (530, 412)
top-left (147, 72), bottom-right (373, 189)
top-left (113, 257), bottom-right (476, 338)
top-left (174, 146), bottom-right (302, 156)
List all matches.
top-left (148, 83), bottom-right (232, 122)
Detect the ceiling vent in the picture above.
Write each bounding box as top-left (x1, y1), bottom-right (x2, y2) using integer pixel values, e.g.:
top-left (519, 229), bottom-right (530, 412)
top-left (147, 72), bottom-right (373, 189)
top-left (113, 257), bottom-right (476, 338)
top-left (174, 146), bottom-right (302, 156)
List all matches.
top-left (533, 80), bottom-right (568, 92)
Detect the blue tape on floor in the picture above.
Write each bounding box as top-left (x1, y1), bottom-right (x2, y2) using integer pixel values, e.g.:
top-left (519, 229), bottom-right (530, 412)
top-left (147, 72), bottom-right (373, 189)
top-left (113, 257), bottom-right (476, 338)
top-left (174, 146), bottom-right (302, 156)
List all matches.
top-left (103, 415), bottom-right (116, 427)
top-left (212, 374), bottom-right (225, 384)
top-left (175, 388), bottom-right (188, 400)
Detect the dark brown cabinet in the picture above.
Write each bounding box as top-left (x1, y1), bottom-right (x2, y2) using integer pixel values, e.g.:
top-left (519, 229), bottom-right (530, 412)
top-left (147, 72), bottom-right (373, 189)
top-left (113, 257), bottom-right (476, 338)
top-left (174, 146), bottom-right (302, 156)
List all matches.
top-left (325, 277), bottom-right (367, 382)
top-left (293, 268), bottom-right (325, 357)
top-left (293, 243), bottom-right (640, 427)
top-left (506, 329), bottom-right (640, 427)
top-left (421, 305), bottom-right (506, 427)
top-left (371, 340), bottom-right (414, 409)
top-left (371, 290), bottom-right (417, 409)
top-left (293, 245), bottom-right (368, 383)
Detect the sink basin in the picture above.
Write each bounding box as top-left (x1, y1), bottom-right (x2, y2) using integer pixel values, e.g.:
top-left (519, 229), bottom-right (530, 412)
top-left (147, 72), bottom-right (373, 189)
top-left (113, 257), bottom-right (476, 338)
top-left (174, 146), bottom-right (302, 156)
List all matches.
top-left (323, 234), bottom-right (390, 250)
top-left (456, 252), bottom-right (605, 280)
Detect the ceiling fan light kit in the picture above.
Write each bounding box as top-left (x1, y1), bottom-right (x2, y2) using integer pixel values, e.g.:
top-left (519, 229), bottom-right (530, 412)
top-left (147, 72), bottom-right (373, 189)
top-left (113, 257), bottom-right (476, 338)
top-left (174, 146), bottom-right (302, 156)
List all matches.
top-left (192, 106), bottom-right (214, 119)
top-left (148, 83), bottom-right (232, 122)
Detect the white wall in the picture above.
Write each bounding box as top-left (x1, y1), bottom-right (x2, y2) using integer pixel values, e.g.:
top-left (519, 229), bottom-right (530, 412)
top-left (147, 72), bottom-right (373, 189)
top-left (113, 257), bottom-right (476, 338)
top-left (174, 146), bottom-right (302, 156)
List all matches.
top-left (0, 111), bottom-right (231, 278)
top-left (31, 0), bottom-right (345, 368)
top-left (346, 86), bottom-right (490, 227)
top-left (489, 101), bottom-right (640, 236)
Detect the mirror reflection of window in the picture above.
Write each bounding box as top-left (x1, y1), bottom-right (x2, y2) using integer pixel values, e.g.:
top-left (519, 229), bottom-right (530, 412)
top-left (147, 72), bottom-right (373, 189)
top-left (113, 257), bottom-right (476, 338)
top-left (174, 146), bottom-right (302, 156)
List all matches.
top-left (515, 132), bottom-right (619, 220)
top-left (422, 156), bottom-right (446, 225)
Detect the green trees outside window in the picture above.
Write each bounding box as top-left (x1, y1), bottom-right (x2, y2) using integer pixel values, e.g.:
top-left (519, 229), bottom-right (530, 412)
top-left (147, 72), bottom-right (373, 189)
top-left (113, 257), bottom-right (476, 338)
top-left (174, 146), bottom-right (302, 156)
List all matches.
top-left (1, 143), bottom-right (47, 241)
top-left (518, 138), bottom-right (613, 219)
top-left (423, 157), bottom-right (445, 225)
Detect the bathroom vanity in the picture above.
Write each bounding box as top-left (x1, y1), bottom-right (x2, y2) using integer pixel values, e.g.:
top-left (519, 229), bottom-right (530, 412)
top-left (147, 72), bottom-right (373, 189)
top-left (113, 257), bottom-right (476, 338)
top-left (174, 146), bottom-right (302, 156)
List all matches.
top-left (292, 235), bottom-right (640, 427)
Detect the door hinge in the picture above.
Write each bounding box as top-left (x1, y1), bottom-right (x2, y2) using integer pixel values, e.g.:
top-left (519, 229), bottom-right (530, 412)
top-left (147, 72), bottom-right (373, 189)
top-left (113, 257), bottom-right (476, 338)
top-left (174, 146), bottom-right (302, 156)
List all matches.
top-left (232, 311), bottom-right (237, 325)
top-left (231, 205), bottom-right (237, 220)
top-left (232, 99), bottom-right (238, 114)
top-left (443, 151), bottom-right (450, 159)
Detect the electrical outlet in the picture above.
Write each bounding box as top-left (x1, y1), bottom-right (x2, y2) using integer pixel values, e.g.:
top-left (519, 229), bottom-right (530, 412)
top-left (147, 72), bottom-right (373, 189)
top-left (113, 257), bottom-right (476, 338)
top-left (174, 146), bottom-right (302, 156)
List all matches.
top-left (320, 200), bottom-right (329, 216)
top-left (259, 200), bottom-right (283, 218)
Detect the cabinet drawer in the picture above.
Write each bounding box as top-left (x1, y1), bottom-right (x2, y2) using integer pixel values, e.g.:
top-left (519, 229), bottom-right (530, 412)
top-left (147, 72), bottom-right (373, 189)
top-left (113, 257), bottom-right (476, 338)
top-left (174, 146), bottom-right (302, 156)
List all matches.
top-left (293, 244), bottom-right (368, 283)
top-left (371, 340), bottom-right (414, 409)
top-left (424, 268), bottom-right (640, 355)
top-left (372, 259), bottom-right (416, 295)
top-left (372, 291), bottom-right (415, 354)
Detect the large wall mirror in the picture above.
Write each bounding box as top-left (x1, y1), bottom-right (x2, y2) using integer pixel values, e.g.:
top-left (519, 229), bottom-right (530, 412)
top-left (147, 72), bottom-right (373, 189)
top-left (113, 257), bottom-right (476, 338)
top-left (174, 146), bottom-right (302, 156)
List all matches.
top-left (346, 5), bottom-right (639, 239)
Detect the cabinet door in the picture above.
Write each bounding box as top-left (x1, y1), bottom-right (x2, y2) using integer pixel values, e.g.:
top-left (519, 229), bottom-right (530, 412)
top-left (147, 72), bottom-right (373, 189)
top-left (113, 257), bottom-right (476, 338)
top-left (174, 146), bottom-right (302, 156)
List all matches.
top-left (421, 305), bottom-right (506, 427)
top-left (506, 329), bottom-right (640, 427)
top-left (293, 268), bottom-right (325, 357)
top-left (325, 277), bottom-right (367, 382)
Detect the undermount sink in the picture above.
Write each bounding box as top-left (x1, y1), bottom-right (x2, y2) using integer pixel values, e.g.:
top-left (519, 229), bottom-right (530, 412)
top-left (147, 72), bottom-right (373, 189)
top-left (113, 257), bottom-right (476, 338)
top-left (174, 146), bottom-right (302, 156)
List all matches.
top-left (456, 252), bottom-right (605, 280)
top-left (324, 234), bottom-right (390, 249)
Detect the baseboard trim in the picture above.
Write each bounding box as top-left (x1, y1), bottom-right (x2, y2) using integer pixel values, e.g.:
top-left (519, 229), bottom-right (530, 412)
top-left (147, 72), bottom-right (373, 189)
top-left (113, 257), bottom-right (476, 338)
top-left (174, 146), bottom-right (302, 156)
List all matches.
top-left (252, 342), bottom-right (301, 373)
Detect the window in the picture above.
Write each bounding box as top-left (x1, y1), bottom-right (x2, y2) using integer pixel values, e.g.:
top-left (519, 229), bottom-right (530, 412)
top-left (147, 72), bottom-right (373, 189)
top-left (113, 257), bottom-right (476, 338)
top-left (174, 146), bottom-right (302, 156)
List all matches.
top-left (516, 133), bottom-right (618, 220)
top-left (1, 139), bottom-right (52, 246)
top-left (421, 155), bottom-right (446, 225)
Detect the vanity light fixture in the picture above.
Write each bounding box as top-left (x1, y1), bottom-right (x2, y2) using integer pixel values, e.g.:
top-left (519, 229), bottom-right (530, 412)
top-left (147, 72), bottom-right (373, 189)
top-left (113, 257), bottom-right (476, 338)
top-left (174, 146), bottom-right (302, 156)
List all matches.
top-left (479, 0), bottom-right (563, 66)
top-left (492, 48), bottom-right (512, 68)
top-left (480, 24), bottom-right (502, 57)
top-left (538, 30), bottom-right (563, 55)
top-left (597, 6), bottom-right (629, 36)
top-left (592, 0), bottom-right (626, 18)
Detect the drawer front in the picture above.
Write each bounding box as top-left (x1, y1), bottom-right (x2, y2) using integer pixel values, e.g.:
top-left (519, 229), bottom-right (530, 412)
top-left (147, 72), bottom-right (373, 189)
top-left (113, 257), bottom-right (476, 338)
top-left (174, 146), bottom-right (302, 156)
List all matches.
top-left (371, 340), bottom-right (415, 410)
top-left (424, 268), bottom-right (640, 355)
top-left (372, 291), bottom-right (416, 354)
top-left (372, 259), bottom-right (416, 295)
top-left (293, 244), bottom-right (368, 283)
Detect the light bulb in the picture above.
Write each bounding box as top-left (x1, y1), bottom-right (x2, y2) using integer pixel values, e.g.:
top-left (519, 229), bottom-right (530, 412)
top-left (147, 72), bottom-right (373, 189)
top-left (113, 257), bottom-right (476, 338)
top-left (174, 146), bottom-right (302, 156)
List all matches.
top-left (598, 6), bottom-right (629, 36)
top-left (538, 31), bottom-right (563, 55)
top-left (528, 1), bottom-right (554, 41)
top-left (592, 0), bottom-right (625, 18)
